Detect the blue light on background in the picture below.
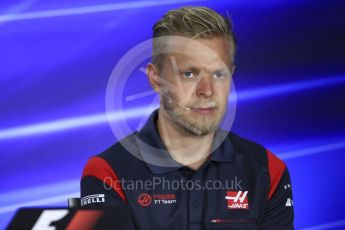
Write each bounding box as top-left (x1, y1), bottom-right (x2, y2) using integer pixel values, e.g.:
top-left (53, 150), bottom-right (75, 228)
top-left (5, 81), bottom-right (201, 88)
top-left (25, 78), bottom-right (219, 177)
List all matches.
top-left (0, 0), bottom-right (344, 229)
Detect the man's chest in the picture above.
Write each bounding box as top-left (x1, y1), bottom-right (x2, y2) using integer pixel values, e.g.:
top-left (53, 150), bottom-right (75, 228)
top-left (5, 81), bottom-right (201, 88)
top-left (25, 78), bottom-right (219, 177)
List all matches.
top-left (123, 164), bottom-right (269, 229)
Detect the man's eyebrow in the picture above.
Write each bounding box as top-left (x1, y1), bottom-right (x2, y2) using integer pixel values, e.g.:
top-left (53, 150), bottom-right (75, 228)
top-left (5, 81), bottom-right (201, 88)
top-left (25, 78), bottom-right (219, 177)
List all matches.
top-left (176, 65), bottom-right (200, 71)
top-left (179, 66), bottom-right (230, 73)
top-left (213, 69), bottom-right (230, 73)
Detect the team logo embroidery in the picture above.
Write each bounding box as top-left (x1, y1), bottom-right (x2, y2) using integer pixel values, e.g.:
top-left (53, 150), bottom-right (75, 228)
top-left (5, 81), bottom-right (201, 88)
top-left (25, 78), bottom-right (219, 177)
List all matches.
top-left (225, 191), bottom-right (249, 209)
top-left (137, 193), bottom-right (176, 207)
top-left (137, 193), bottom-right (152, 207)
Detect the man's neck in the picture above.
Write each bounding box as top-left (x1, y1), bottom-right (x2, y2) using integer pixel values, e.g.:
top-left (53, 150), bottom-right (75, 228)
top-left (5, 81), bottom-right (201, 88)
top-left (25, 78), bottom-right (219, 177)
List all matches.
top-left (157, 109), bottom-right (215, 170)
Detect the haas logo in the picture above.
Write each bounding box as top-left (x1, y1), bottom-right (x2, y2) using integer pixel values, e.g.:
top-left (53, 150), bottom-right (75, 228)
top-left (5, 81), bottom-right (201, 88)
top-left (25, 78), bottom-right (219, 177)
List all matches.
top-left (137, 193), bottom-right (152, 207)
top-left (225, 191), bottom-right (249, 210)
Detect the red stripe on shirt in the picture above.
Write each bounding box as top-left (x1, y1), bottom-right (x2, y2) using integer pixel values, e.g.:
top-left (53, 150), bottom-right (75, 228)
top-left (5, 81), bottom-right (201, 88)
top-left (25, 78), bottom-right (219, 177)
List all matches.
top-left (266, 149), bottom-right (286, 200)
top-left (82, 156), bottom-right (127, 203)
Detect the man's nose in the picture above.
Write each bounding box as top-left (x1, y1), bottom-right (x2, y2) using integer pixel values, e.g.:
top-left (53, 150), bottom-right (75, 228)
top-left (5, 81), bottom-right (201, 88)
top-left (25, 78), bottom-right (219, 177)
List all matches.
top-left (196, 75), bottom-right (214, 98)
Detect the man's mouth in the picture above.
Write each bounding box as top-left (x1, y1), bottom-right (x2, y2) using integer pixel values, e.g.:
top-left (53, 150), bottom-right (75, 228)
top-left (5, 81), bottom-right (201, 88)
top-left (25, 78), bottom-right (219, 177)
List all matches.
top-left (191, 107), bottom-right (217, 115)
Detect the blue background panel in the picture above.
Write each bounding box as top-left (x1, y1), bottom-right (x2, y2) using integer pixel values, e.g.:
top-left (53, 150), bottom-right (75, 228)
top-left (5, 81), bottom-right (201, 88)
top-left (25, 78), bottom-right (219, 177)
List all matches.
top-left (0, 0), bottom-right (345, 229)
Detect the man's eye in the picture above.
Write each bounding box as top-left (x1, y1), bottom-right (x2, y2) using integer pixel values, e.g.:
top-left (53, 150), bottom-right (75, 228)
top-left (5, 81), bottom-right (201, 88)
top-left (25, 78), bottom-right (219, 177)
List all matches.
top-left (213, 71), bottom-right (225, 79)
top-left (183, 71), bottom-right (194, 78)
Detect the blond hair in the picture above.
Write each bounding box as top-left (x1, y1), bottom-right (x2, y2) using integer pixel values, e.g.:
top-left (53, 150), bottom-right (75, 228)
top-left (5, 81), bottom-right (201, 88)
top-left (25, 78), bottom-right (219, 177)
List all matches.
top-left (152, 6), bottom-right (236, 69)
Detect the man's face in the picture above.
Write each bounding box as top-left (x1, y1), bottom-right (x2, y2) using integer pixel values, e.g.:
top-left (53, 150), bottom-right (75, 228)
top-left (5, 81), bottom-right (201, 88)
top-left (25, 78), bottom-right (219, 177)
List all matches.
top-left (158, 36), bottom-right (234, 136)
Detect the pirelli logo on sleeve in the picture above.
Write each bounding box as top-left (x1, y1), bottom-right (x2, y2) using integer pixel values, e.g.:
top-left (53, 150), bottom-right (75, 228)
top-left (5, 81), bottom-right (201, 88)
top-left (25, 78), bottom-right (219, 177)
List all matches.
top-left (81, 194), bottom-right (105, 206)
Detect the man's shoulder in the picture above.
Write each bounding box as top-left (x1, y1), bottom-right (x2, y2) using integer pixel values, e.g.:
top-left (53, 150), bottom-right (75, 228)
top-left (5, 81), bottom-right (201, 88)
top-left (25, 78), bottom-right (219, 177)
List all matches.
top-left (84, 132), bottom-right (146, 179)
top-left (99, 133), bottom-right (139, 160)
top-left (228, 132), bottom-right (266, 155)
top-left (227, 132), bottom-right (286, 169)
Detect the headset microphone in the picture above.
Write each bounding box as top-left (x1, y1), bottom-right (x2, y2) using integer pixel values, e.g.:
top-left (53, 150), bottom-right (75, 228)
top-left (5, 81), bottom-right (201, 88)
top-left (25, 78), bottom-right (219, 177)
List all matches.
top-left (162, 93), bottom-right (191, 111)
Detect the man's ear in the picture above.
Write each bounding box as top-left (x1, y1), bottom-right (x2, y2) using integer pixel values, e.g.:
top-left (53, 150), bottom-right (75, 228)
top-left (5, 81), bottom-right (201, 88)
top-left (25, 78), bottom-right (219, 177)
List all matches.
top-left (147, 63), bottom-right (161, 93)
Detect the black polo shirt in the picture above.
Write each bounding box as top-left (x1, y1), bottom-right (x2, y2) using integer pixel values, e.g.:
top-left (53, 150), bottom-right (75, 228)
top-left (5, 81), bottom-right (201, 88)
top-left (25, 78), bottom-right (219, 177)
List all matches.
top-left (81, 109), bottom-right (294, 229)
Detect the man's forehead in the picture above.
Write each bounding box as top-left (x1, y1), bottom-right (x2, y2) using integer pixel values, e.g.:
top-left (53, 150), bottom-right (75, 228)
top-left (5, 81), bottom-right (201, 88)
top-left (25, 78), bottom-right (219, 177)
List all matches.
top-left (166, 53), bottom-right (230, 72)
top-left (173, 36), bottom-right (228, 58)
top-left (153, 35), bottom-right (232, 71)
top-left (165, 36), bottom-right (228, 52)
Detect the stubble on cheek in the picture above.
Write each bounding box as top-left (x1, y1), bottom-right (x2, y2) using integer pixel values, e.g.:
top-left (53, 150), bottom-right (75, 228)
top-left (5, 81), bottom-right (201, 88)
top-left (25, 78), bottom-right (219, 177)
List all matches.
top-left (162, 96), bottom-right (226, 136)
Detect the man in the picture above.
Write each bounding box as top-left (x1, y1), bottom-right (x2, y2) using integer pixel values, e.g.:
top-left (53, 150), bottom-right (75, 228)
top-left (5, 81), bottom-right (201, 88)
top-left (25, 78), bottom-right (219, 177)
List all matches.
top-left (81, 6), bottom-right (294, 229)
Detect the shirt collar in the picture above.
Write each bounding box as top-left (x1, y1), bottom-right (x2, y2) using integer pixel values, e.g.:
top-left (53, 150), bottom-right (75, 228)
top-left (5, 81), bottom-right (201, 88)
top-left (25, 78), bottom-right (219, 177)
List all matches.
top-left (135, 109), bottom-right (236, 174)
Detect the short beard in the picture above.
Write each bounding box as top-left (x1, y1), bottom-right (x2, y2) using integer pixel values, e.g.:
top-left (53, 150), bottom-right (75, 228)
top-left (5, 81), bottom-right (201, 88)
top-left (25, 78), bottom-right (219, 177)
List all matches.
top-left (162, 96), bottom-right (224, 136)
